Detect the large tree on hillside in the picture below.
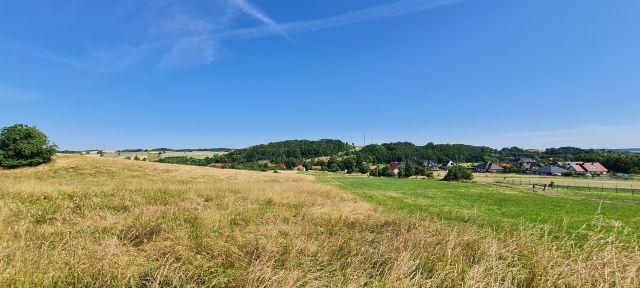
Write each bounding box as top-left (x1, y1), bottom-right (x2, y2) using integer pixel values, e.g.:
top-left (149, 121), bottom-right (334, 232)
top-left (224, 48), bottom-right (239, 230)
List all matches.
top-left (0, 124), bottom-right (57, 168)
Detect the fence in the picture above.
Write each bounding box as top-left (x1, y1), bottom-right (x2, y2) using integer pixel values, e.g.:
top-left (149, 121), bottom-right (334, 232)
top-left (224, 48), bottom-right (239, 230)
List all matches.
top-left (492, 179), bottom-right (639, 195)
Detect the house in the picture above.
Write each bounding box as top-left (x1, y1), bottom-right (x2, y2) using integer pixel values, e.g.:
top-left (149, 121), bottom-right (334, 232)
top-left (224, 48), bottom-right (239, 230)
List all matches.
top-left (441, 160), bottom-right (457, 170)
top-left (557, 161), bottom-right (584, 168)
top-left (569, 162), bottom-right (608, 175)
top-left (519, 162), bottom-right (539, 172)
top-left (311, 166), bottom-right (322, 170)
top-left (209, 163), bottom-right (226, 168)
top-left (369, 165), bottom-right (378, 171)
top-left (475, 162), bottom-right (504, 173)
top-left (390, 161), bottom-right (405, 175)
top-left (517, 158), bottom-right (537, 164)
top-left (582, 162), bottom-right (608, 175)
top-left (293, 165), bottom-right (306, 171)
top-left (422, 160), bottom-right (440, 170)
top-left (531, 165), bottom-right (569, 176)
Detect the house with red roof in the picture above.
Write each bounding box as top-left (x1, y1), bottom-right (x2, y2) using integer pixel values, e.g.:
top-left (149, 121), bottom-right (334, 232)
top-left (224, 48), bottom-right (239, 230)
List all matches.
top-left (311, 166), bottom-right (322, 170)
top-left (568, 162), bottom-right (608, 175)
top-left (293, 165), bottom-right (306, 171)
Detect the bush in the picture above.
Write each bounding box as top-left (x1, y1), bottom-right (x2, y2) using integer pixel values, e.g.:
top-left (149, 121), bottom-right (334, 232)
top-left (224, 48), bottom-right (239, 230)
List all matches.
top-left (443, 166), bottom-right (473, 181)
top-left (425, 171), bottom-right (434, 178)
top-left (0, 124), bottom-right (57, 169)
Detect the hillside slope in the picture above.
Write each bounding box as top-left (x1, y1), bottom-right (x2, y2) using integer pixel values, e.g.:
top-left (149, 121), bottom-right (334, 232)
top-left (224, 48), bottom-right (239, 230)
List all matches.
top-left (0, 155), bottom-right (638, 287)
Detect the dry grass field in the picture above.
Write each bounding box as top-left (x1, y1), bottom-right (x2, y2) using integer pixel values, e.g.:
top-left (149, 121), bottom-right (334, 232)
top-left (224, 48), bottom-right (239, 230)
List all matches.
top-left (1, 155), bottom-right (639, 287)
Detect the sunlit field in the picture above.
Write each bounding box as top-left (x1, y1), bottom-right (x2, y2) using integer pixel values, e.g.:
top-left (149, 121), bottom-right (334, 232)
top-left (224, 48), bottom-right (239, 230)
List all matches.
top-left (1, 156), bottom-right (639, 287)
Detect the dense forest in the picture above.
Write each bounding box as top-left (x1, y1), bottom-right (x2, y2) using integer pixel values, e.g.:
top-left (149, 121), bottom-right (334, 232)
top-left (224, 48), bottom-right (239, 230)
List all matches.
top-left (217, 139), bottom-right (353, 164)
top-left (154, 139), bottom-right (640, 174)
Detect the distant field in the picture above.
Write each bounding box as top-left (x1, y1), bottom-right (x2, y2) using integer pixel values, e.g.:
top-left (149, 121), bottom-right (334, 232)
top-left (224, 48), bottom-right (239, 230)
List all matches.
top-left (100, 151), bottom-right (227, 161)
top-left (320, 175), bottom-right (640, 242)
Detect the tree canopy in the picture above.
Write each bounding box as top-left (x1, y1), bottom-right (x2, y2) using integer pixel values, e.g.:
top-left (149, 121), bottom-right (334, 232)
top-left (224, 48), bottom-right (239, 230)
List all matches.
top-left (0, 124), bottom-right (57, 169)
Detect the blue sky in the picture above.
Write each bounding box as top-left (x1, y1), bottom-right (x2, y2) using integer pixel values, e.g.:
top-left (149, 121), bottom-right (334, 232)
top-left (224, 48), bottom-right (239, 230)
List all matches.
top-left (1, 0), bottom-right (639, 150)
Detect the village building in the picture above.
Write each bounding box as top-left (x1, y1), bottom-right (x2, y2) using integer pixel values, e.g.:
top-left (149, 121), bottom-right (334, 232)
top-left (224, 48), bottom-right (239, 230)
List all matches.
top-left (475, 162), bottom-right (504, 173)
top-left (209, 163), bottom-right (226, 168)
top-left (441, 160), bottom-right (457, 170)
top-left (568, 162), bottom-right (608, 175)
top-left (517, 158), bottom-right (537, 164)
top-left (531, 165), bottom-right (569, 176)
top-left (422, 160), bottom-right (440, 170)
top-left (389, 161), bottom-right (405, 175)
top-left (556, 161), bottom-right (584, 167)
top-left (293, 165), bottom-right (306, 171)
top-left (519, 162), bottom-right (539, 172)
top-left (311, 166), bottom-right (322, 170)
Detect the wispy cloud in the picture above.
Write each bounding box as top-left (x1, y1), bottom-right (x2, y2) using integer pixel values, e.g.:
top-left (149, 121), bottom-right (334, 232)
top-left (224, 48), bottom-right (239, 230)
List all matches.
top-left (0, 0), bottom-right (462, 71)
top-left (220, 0), bottom-right (463, 40)
top-left (228, 0), bottom-right (292, 41)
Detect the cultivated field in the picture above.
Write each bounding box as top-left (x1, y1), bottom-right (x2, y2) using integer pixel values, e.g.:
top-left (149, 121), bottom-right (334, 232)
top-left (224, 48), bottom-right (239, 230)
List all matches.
top-left (1, 156), bottom-right (639, 287)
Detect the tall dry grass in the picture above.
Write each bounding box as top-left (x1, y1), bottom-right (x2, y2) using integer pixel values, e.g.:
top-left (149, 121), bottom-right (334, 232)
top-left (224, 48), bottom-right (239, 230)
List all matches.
top-left (0, 155), bottom-right (638, 287)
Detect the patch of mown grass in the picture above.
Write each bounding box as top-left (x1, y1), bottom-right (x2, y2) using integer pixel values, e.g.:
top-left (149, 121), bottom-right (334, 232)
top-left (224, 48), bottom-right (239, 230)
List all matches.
top-left (321, 176), bottom-right (640, 242)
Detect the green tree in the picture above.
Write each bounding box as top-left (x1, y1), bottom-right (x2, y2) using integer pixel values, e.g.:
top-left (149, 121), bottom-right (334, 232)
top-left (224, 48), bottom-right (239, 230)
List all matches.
top-left (443, 166), bottom-right (473, 181)
top-left (0, 124), bottom-right (57, 169)
top-left (357, 163), bottom-right (370, 174)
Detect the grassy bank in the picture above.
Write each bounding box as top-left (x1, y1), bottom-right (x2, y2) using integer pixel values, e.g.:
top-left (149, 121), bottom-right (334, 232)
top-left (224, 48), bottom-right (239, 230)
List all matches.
top-left (1, 156), bottom-right (639, 287)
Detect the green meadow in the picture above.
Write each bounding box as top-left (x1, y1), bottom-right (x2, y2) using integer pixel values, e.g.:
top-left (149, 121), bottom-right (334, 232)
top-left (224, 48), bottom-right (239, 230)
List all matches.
top-left (320, 175), bottom-right (640, 242)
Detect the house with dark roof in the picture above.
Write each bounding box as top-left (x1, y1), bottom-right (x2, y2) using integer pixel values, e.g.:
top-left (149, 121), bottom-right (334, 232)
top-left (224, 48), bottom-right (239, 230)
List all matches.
top-left (557, 161), bottom-right (584, 167)
top-left (520, 162), bottom-right (539, 172)
top-left (422, 160), bottom-right (440, 170)
top-left (531, 165), bottom-right (569, 176)
top-left (475, 162), bottom-right (504, 173)
top-left (517, 158), bottom-right (537, 164)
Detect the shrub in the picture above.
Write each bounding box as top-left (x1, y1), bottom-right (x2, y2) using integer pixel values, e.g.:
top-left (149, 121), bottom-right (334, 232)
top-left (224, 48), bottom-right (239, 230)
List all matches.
top-left (0, 124), bottom-right (57, 169)
top-left (425, 171), bottom-right (434, 178)
top-left (443, 166), bottom-right (473, 181)
top-left (133, 155), bottom-right (140, 161)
